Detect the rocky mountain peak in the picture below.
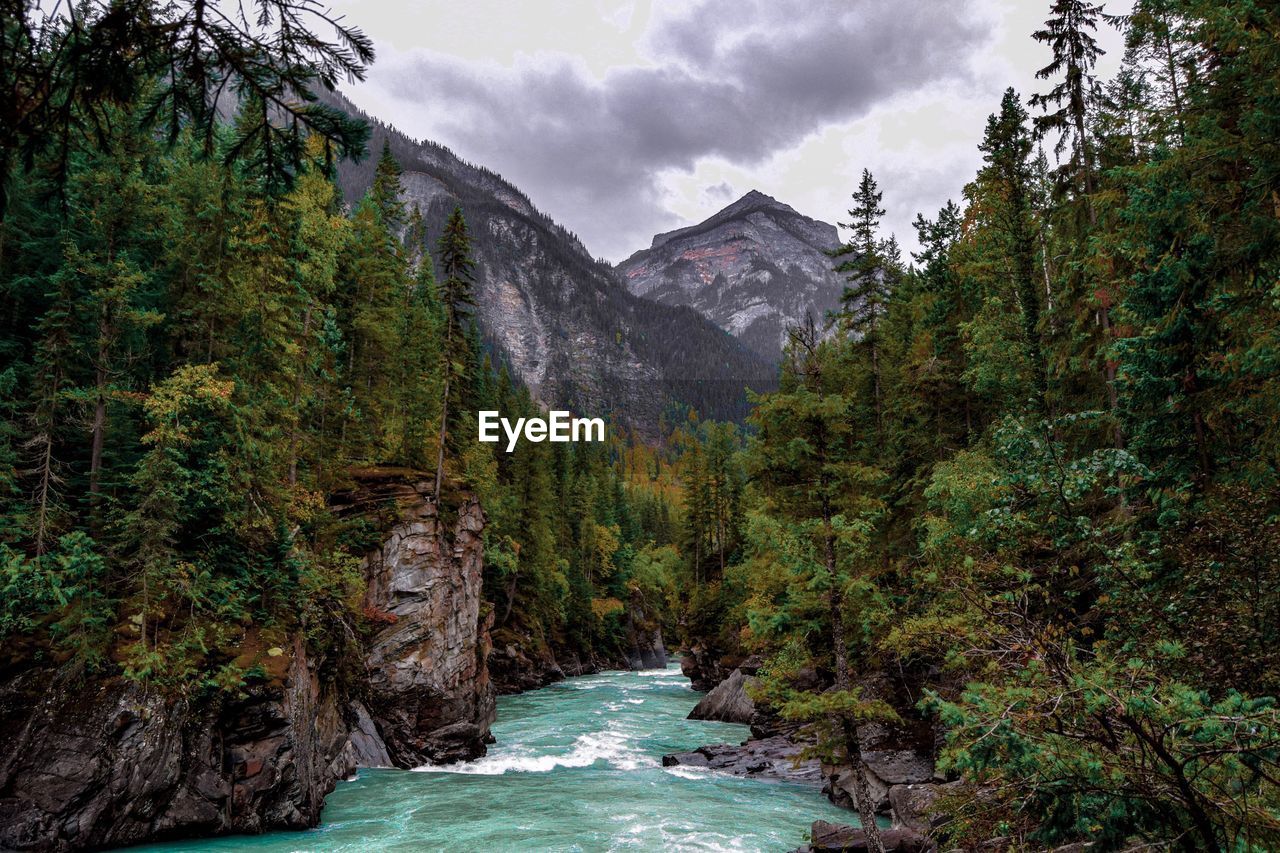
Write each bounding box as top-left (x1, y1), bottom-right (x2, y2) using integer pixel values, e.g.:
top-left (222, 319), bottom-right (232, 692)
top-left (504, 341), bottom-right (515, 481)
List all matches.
top-left (617, 192), bottom-right (844, 362)
top-left (721, 189), bottom-right (791, 216)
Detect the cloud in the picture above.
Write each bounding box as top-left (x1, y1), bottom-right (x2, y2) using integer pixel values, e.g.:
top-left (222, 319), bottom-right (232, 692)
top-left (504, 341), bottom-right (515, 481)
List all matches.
top-left (360, 0), bottom-right (987, 260)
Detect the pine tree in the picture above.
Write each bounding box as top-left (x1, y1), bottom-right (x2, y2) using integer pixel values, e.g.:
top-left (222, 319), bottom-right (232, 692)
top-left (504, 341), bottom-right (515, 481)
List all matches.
top-left (830, 169), bottom-right (893, 430)
top-left (748, 318), bottom-right (888, 853)
top-left (433, 206), bottom-right (478, 503)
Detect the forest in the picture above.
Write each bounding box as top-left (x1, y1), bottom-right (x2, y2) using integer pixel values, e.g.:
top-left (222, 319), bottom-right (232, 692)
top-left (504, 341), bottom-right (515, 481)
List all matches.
top-left (1, 0), bottom-right (1279, 851)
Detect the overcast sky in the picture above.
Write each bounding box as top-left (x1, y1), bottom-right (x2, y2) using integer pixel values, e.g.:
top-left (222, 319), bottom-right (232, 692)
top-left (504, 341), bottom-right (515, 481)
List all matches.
top-left (328, 0), bottom-right (1132, 262)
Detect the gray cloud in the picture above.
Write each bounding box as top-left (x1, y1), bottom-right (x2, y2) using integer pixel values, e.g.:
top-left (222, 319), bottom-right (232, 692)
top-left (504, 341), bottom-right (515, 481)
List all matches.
top-left (371, 0), bottom-right (986, 260)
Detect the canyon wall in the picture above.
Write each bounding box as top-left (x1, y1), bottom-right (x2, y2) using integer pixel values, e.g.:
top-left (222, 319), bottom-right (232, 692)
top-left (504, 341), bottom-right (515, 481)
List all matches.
top-left (0, 471), bottom-right (494, 851)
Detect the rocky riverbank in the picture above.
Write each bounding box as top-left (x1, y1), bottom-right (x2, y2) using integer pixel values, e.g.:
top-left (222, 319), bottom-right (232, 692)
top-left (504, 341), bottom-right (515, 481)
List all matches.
top-left (487, 591), bottom-right (668, 696)
top-left (666, 653), bottom-right (950, 846)
top-left (0, 471), bottom-right (495, 851)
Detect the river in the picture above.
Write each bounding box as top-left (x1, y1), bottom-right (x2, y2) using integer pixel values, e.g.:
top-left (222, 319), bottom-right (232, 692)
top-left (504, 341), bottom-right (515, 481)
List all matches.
top-left (134, 664), bottom-right (854, 851)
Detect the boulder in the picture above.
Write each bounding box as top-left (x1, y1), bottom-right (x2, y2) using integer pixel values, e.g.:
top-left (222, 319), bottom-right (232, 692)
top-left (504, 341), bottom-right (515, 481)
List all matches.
top-left (795, 820), bottom-right (935, 853)
top-left (825, 749), bottom-right (937, 815)
top-left (688, 667), bottom-right (758, 724)
top-left (889, 782), bottom-right (961, 833)
top-left (345, 700), bottom-right (393, 768)
top-left (661, 735), bottom-right (822, 784)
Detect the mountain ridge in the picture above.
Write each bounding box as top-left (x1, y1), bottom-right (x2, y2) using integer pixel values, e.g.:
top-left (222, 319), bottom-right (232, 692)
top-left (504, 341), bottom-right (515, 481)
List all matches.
top-left (325, 92), bottom-right (775, 435)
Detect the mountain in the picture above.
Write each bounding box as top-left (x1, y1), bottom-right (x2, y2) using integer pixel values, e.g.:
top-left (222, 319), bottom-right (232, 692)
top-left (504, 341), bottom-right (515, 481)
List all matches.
top-left (615, 191), bottom-right (845, 361)
top-left (326, 94), bottom-right (774, 435)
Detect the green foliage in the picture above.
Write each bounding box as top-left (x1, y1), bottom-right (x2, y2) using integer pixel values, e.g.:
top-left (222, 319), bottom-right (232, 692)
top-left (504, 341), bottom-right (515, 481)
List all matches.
top-left (676, 4), bottom-right (1280, 848)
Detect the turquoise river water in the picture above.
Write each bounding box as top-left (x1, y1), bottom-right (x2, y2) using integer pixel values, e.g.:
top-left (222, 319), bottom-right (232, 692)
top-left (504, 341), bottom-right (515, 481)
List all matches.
top-left (133, 664), bottom-right (854, 851)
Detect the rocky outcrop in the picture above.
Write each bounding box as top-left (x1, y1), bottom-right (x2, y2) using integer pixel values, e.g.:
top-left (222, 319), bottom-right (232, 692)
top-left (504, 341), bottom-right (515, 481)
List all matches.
top-left (791, 820), bottom-right (934, 853)
top-left (617, 190), bottom-right (846, 362)
top-left (822, 712), bottom-right (940, 816)
top-left (680, 644), bottom-right (742, 692)
top-left (487, 630), bottom-right (566, 695)
top-left (0, 470), bottom-right (498, 850)
top-left (623, 589), bottom-right (668, 670)
top-left (661, 735), bottom-right (822, 785)
top-left (0, 636), bottom-right (352, 851)
top-left (688, 665), bottom-right (758, 724)
top-left (889, 782), bottom-right (960, 834)
top-left (345, 472), bottom-right (496, 766)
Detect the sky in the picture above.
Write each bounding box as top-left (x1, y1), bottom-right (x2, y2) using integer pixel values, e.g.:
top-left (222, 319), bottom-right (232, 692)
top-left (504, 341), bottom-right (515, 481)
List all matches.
top-left (327, 0), bottom-right (1133, 263)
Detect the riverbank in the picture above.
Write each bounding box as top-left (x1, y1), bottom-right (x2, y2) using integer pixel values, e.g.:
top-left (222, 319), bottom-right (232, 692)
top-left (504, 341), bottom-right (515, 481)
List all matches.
top-left (129, 666), bottom-right (853, 851)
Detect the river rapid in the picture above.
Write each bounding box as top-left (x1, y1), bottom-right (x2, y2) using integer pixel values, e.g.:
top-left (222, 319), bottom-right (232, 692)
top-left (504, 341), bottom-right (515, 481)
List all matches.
top-left (134, 664), bottom-right (853, 851)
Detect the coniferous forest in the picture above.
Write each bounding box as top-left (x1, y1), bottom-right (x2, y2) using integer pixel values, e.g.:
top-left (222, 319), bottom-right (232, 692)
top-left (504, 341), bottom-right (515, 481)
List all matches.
top-left (2, 1), bottom-right (1280, 851)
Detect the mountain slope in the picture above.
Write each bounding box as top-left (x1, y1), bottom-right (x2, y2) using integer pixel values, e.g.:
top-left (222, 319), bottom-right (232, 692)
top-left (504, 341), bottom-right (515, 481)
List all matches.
top-left (328, 94), bottom-right (773, 433)
top-left (616, 191), bottom-right (845, 361)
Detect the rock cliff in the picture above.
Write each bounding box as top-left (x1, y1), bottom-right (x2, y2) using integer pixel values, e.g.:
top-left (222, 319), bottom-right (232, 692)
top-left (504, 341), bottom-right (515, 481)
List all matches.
top-left (346, 474), bottom-right (496, 765)
top-left (0, 635), bottom-right (352, 851)
top-left (0, 470), bottom-right (495, 850)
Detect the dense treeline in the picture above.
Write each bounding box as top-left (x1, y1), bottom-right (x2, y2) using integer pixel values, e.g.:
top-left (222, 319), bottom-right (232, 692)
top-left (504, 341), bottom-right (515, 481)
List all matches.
top-left (4, 0), bottom-right (1280, 849)
top-left (679, 2), bottom-right (1280, 849)
top-left (0, 1), bottom-right (679, 691)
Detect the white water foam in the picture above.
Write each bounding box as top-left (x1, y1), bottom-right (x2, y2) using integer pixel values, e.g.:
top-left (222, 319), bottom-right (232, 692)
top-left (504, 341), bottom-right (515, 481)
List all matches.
top-left (661, 765), bottom-right (715, 781)
top-left (415, 725), bottom-right (656, 776)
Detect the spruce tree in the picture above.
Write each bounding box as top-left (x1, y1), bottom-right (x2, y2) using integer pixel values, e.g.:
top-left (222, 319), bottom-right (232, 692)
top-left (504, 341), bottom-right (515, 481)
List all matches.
top-left (1031, 0), bottom-right (1106, 210)
top-left (748, 318), bottom-right (888, 853)
top-left (830, 169), bottom-right (895, 431)
top-left (433, 206), bottom-right (478, 504)
top-left (978, 89), bottom-right (1048, 413)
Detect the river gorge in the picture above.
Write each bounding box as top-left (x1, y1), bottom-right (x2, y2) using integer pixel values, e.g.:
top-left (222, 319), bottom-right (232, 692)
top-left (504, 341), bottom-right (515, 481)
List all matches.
top-left (130, 665), bottom-right (853, 852)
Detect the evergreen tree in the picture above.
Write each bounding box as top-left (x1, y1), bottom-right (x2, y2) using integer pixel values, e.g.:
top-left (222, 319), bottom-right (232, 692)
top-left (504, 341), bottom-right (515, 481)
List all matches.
top-left (830, 169), bottom-right (893, 430)
top-left (433, 206), bottom-right (478, 503)
top-left (978, 89), bottom-right (1048, 412)
top-left (748, 318), bottom-right (888, 853)
top-left (1031, 0), bottom-right (1106, 210)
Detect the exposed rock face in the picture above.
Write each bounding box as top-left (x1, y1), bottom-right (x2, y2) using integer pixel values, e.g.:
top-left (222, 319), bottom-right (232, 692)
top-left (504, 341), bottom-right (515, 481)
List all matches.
top-left (889, 781), bottom-right (960, 833)
top-left (679, 644), bottom-right (742, 692)
top-left (791, 820), bottom-right (935, 853)
top-left (349, 473), bottom-right (496, 766)
top-left (487, 632), bottom-right (566, 695)
top-left (0, 470), bottom-right (498, 850)
top-left (661, 736), bottom-right (822, 785)
top-left (824, 747), bottom-right (937, 815)
top-left (617, 190), bottom-right (845, 362)
top-left (623, 590), bottom-right (668, 670)
top-left (688, 666), bottom-right (757, 724)
top-left (329, 95), bottom-right (773, 434)
top-left (0, 636), bottom-right (352, 851)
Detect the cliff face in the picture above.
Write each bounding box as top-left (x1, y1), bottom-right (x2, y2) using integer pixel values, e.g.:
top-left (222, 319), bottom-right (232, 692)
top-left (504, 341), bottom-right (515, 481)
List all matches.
top-left (617, 191), bottom-right (845, 362)
top-left (0, 472), bottom-right (494, 851)
top-left (0, 636), bottom-right (353, 851)
top-left (328, 94), bottom-right (775, 432)
top-left (486, 589), bottom-right (669, 696)
top-left (351, 475), bottom-right (496, 765)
